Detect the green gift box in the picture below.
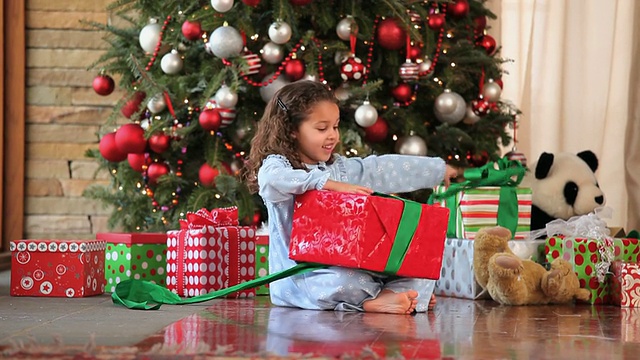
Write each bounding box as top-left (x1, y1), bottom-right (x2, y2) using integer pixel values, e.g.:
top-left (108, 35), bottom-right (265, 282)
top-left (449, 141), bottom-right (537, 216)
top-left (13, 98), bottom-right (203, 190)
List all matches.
top-left (545, 236), bottom-right (640, 304)
top-left (97, 233), bottom-right (167, 293)
top-left (255, 234), bottom-right (269, 295)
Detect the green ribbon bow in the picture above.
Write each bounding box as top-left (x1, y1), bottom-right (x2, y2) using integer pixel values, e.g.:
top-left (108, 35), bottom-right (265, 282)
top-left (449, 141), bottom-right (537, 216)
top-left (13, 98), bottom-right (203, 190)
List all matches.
top-left (112, 192), bottom-right (424, 310)
top-left (428, 158), bottom-right (526, 238)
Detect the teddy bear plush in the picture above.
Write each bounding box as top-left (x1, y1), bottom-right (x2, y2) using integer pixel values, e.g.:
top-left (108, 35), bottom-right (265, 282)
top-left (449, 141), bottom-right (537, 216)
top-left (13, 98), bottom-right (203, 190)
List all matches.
top-left (522, 150), bottom-right (604, 231)
top-left (473, 226), bottom-right (591, 305)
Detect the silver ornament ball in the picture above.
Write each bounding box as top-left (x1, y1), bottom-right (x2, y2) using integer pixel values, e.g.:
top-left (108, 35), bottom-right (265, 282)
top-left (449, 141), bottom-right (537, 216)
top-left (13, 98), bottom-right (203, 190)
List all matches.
top-left (334, 84), bottom-right (351, 102)
top-left (300, 73), bottom-right (318, 82)
top-left (463, 103), bottom-right (481, 125)
top-left (334, 50), bottom-right (352, 65)
top-left (214, 85), bottom-right (239, 108)
top-left (395, 135), bottom-right (428, 156)
top-left (434, 90), bottom-right (466, 125)
top-left (209, 25), bottom-right (244, 59)
top-left (139, 22), bottom-right (162, 53)
top-left (147, 94), bottom-right (167, 114)
top-left (160, 50), bottom-right (183, 75)
top-left (268, 21), bottom-right (292, 45)
top-left (211, 0), bottom-right (234, 12)
top-left (354, 101), bottom-right (378, 128)
top-left (482, 80), bottom-right (502, 102)
top-left (336, 17), bottom-right (356, 41)
top-left (418, 56), bottom-right (433, 76)
top-left (261, 42), bottom-right (284, 64)
top-left (259, 74), bottom-right (290, 102)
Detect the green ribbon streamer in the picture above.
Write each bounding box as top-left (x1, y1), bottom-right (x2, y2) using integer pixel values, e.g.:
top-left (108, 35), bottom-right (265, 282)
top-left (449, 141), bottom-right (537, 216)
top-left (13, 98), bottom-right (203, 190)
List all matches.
top-left (428, 158), bottom-right (526, 237)
top-left (112, 193), bottom-right (425, 310)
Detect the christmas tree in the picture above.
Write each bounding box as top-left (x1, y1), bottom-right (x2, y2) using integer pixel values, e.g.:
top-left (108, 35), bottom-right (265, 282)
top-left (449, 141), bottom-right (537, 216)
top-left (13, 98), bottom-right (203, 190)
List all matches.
top-left (85, 0), bottom-right (519, 232)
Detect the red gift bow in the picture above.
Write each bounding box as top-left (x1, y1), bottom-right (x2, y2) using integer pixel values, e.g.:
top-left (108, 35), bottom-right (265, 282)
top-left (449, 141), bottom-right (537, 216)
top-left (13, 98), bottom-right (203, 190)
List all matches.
top-left (179, 207), bottom-right (239, 230)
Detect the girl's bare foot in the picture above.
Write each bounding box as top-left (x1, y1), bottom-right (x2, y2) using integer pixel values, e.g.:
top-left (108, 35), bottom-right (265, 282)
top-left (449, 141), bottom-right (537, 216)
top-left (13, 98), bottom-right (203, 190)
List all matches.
top-left (428, 294), bottom-right (437, 310)
top-left (362, 289), bottom-right (418, 314)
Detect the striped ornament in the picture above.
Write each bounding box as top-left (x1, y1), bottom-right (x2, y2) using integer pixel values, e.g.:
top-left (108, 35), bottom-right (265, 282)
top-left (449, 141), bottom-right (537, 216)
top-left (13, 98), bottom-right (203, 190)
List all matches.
top-left (240, 52), bottom-right (261, 76)
top-left (207, 99), bottom-right (236, 128)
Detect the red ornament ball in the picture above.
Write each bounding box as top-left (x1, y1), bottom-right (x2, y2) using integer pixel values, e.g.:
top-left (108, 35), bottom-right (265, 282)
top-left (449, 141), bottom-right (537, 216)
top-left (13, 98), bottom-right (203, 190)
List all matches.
top-left (289, 0), bottom-right (312, 5)
top-left (127, 153), bottom-right (147, 172)
top-left (364, 117), bottom-right (389, 143)
top-left (408, 43), bottom-right (422, 61)
top-left (242, 0), bottom-right (261, 6)
top-left (115, 123), bottom-right (146, 154)
top-left (199, 108), bottom-right (222, 131)
top-left (376, 18), bottom-right (406, 50)
top-left (199, 163), bottom-right (221, 187)
top-left (447, 0), bottom-right (470, 19)
top-left (147, 162), bottom-right (170, 185)
top-left (476, 35), bottom-right (497, 55)
top-left (121, 92), bottom-right (146, 119)
top-left (181, 20), bottom-right (203, 41)
top-left (99, 132), bottom-right (127, 162)
top-left (149, 132), bottom-right (171, 153)
top-left (92, 75), bottom-right (115, 96)
top-left (340, 56), bottom-right (365, 81)
top-left (391, 83), bottom-right (413, 103)
top-left (284, 59), bottom-right (305, 81)
top-left (474, 16), bottom-right (487, 32)
top-left (427, 14), bottom-right (445, 31)
top-left (471, 97), bottom-right (492, 116)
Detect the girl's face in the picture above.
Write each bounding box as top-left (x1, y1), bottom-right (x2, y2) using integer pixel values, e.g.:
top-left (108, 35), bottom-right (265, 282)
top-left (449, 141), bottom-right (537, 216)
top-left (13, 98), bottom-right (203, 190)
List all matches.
top-left (292, 100), bottom-right (340, 164)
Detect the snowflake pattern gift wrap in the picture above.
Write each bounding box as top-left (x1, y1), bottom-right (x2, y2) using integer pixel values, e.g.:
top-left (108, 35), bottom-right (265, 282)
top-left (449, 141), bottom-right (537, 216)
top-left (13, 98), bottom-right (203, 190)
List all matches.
top-left (97, 232), bottom-right (167, 293)
top-left (10, 239), bottom-right (106, 297)
top-left (166, 207), bottom-right (256, 298)
top-left (289, 190), bottom-right (449, 279)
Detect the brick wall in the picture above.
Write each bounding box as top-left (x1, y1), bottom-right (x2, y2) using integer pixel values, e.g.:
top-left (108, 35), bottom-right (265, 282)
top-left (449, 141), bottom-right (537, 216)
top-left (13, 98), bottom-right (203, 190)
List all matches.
top-left (25, 0), bottom-right (123, 239)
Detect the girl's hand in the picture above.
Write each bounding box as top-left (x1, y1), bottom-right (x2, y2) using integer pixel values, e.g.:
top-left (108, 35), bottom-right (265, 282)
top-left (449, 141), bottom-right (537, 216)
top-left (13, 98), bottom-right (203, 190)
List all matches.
top-left (323, 180), bottom-right (373, 195)
top-left (443, 165), bottom-right (461, 187)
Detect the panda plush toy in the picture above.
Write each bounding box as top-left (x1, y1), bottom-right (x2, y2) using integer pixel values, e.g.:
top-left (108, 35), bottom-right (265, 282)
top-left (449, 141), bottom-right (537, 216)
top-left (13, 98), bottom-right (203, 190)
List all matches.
top-left (524, 150), bottom-right (605, 231)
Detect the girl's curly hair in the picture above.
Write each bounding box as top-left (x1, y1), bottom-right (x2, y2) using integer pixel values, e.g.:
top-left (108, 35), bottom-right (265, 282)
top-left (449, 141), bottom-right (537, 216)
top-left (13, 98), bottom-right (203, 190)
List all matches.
top-left (245, 80), bottom-right (338, 193)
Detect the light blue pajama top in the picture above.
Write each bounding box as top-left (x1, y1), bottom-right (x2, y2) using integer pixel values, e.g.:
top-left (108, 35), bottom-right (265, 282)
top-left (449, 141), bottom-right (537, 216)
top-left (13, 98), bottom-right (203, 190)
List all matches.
top-left (257, 153), bottom-right (446, 312)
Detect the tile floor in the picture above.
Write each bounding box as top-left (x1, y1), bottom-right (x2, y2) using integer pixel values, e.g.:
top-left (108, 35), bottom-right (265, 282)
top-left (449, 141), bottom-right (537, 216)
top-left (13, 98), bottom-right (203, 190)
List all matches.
top-left (2, 269), bottom-right (640, 359)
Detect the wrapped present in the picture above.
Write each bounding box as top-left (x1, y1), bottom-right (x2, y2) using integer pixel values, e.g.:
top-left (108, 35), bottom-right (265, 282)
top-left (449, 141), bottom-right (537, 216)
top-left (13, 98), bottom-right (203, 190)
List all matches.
top-left (96, 232), bottom-right (167, 293)
top-left (290, 190), bottom-right (449, 279)
top-left (429, 158), bottom-right (530, 240)
top-left (166, 207), bottom-right (256, 298)
top-left (255, 233), bottom-right (269, 295)
top-left (435, 238), bottom-right (545, 300)
top-left (611, 261), bottom-right (640, 308)
top-left (10, 239), bottom-right (105, 297)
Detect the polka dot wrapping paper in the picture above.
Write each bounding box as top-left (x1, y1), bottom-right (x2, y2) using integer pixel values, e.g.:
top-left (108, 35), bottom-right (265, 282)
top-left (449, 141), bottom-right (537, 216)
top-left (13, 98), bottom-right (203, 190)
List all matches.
top-left (96, 233), bottom-right (168, 293)
top-left (545, 236), bottom-right (640, 305)
top-left (10, 239), bottom-right (106, 297)
top-left (165, 207), bottom-right (257, 299)
top-left (610, 261), bottom-right (640, 308)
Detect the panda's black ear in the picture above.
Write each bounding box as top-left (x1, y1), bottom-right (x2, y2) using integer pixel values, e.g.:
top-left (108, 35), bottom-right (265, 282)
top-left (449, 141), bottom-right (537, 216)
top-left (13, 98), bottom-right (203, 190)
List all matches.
top-left (535, 152), bottom-right (554, 179)
top-left (577, 150), bottom-right (598, 172)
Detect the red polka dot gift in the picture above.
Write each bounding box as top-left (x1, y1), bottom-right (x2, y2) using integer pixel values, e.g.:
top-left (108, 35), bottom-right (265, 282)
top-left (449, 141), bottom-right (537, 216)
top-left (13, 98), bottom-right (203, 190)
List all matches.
top-left (10, 239), bottom-right (106, 297)
top-left (165, 207), bottom-right (256, 298)
top-left (96, 233), bottom-right (168, 293)
top-left (543, 208), bottom-right (640, 305)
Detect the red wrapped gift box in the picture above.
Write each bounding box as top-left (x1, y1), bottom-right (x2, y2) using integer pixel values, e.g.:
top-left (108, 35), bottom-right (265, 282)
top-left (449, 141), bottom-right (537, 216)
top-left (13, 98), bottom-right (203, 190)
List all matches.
top-left (10, 239), bottom-right (106, 297)
top-left (166, 207), bottom-right (256, 298)
top-left (290, 190), bottom-right (449, 279)
top-left (611, 261), bottom-right (640, 307)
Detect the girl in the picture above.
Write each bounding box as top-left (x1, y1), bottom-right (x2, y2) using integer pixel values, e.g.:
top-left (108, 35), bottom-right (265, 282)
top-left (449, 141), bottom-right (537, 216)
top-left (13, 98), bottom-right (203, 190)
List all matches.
top-left (246, 81), bottom-right (458, 315)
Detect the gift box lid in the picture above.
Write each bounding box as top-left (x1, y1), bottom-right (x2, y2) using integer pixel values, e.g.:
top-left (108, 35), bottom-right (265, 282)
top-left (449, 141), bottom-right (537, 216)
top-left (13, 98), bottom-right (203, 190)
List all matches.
top-left (10, 239), bottom-right (106, 253)
top-left (96, 232), bottom-right (167, 245)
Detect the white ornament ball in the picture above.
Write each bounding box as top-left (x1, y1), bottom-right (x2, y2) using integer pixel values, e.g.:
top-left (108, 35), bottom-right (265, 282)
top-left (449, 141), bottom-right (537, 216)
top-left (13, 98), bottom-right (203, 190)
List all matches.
top-left (334, 84), bottom-right (351, 101)
top-left (354, 101), bottom-right (378, 128)
top-left (482, 80), bottom-right (502, 102)
top-left (259, 74), bottom-right (290, 102)
top-left (418, 56), bottom-right (433, 76)
top-left (160, 50), bottom-right (183, 75)
top-left (336, 17), bottom-right (356, 41)
top-left (140, 119), bottom-right (151, 130)
top-left (334, 50), bottom-right (352, 65)
top-left (268, 21), bottom-right (292, 45)
top-left (147, 94), bottom-right (167, 114)
top-left (261, 42), bottom-right (284, 64)
top-left (463, 104), bottom-right (481, 125)
top-left (214, 85), bottom-right (239, 108)
top-left (395, 135), bottom-right (428, 156)
top-left (434, 89), bottom-right (466, 125)
top-left (301, 73), bottom-right (318, 82)
top-left (209, 26), bottom-right (244, 59)
top-left (139, 22), bottom-right (162, 54)
top-left (211, 0), bottom-right (234, 13)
